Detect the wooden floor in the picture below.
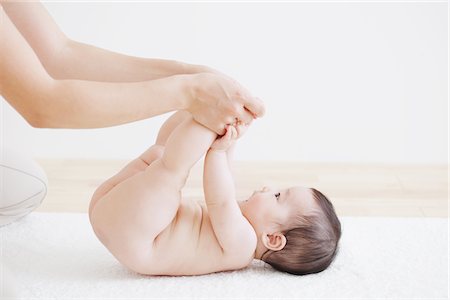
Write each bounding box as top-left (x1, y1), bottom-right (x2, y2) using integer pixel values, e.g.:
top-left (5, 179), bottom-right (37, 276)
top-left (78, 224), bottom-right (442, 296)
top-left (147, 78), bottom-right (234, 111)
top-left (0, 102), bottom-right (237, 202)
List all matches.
top-left (35, 159), bottom-right (449, 218)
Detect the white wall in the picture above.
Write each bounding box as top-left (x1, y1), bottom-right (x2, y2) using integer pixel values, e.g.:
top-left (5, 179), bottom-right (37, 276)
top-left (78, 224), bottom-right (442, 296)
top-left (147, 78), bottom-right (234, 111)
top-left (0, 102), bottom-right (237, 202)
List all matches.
top-left (1, 2), bottom-right (448, 163)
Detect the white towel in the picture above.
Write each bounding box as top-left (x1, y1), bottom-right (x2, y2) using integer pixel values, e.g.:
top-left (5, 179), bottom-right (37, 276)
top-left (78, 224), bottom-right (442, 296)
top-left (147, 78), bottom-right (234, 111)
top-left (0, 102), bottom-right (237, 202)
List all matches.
top-left (1, 213), bottom-right (448, 299)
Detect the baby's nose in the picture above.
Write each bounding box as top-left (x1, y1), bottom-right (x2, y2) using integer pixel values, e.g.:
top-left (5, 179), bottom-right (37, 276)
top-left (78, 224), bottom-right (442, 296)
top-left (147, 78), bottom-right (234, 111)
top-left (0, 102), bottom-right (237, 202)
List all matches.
top-left (262, 186), bottom-right (269, 192)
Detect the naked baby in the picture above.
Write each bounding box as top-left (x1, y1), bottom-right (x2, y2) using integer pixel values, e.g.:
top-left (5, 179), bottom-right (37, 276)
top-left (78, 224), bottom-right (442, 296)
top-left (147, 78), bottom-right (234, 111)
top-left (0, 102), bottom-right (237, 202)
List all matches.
top-left (89, 111), bottom-right (341, 276)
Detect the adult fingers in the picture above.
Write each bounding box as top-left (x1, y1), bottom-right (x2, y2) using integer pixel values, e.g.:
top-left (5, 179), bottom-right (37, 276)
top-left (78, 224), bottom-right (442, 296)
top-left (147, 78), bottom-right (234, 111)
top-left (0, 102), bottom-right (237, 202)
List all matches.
top-left (243, 97), bottom-right (266, 119)
top-left (238, 108), bottom-right (255, 125)
top-left (228, 103), bottom-right (253, 125)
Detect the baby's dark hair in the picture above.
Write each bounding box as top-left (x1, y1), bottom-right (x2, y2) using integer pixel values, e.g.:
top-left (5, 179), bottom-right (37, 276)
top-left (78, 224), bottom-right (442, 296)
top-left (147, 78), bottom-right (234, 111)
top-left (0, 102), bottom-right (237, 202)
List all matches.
top-left (261, 188), bottom-right (341, 275)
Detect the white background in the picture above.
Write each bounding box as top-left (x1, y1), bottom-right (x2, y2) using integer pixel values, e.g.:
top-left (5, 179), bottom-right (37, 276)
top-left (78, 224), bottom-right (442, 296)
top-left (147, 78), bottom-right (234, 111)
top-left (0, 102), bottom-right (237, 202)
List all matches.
top-left (1, 2), bottom-right (448, 163)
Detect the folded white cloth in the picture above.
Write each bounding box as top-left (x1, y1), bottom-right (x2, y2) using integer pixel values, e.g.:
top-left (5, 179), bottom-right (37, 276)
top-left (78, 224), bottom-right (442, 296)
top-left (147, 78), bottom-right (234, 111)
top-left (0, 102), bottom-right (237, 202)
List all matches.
top-left (1, 213), bottom-right (448, 299)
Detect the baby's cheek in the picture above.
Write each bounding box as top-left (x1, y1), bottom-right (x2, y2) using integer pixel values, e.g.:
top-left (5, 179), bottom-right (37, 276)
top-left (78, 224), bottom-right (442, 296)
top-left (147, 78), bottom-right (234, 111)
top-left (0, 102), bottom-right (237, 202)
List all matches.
top-left (251, 196), bottom-right (267, 212)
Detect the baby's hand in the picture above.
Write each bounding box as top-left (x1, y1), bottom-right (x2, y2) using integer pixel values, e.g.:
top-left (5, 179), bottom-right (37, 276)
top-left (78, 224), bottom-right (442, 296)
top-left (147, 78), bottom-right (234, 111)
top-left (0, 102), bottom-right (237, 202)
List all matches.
top-left (233, 120), bottom-right (249, 139)
top-left (210, 125), bottom-right (238, 151)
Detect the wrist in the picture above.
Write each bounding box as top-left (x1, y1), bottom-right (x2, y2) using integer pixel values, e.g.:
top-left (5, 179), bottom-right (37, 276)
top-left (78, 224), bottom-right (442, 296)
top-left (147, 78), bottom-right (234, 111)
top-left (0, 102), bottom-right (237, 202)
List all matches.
top-left (182, 72), bottom-right (211, 112)
top-left (176, 74), bottom-right (197, 111)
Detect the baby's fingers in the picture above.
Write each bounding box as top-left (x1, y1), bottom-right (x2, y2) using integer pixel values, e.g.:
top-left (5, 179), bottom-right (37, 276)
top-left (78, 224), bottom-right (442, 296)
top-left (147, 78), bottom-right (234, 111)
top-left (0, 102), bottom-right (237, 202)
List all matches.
top-left (230, 126), bottom-right (238, 140)
top-left (219, 125), bottom-right (232, 141)
top-left (236, 123), bottom-right (248, 138)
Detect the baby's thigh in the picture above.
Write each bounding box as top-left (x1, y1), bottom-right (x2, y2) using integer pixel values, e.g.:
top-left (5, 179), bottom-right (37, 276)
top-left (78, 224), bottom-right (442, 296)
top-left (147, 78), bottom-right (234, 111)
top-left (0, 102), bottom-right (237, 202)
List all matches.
top-left (89, 145), bottom-right (164, 215)
top-left (90, 159), bottom-right (183, 269)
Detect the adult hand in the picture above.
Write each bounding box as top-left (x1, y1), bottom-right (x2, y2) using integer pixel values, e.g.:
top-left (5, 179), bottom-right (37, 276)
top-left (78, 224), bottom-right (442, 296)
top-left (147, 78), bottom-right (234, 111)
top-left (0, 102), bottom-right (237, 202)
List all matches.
top-left (186, 72), bottom-right (265, 135)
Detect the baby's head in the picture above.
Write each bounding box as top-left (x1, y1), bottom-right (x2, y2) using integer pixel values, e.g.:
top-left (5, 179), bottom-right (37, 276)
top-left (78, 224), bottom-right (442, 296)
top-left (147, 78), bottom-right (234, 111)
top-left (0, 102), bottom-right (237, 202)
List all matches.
top-left (239, 186), bottom-right (341, 275)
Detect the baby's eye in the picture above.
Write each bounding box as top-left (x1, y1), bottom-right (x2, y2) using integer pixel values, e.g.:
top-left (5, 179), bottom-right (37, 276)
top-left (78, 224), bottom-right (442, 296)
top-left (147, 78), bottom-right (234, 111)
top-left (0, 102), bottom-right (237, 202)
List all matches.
top-left (275, 192), bottom-right (280, 200)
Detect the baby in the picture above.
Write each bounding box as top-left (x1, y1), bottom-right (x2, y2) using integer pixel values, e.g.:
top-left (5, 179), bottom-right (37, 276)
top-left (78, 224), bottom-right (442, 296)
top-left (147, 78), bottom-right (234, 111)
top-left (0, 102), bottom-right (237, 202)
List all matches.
top-left (89, 111), bottom-right (341, 276)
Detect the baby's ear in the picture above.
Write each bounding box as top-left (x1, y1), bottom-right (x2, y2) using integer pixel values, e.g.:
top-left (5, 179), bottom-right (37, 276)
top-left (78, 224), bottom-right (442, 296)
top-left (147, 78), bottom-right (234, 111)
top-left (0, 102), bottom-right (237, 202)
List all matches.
top-left (260, 232), bottom-right (287, 251)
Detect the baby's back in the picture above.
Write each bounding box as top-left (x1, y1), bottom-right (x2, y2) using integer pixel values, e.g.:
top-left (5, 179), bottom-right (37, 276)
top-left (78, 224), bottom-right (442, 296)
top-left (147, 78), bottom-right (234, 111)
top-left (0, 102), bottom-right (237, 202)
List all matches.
top-left (142, 198), bottom-right (254, 276)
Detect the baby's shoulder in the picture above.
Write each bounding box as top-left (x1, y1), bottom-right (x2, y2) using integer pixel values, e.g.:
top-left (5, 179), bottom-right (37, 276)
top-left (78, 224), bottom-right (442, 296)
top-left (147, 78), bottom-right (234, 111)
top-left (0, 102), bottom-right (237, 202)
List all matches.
top-left (223, 219), bottom-right (257, 266)
top-left (199, 202), bottom-right (256, 268)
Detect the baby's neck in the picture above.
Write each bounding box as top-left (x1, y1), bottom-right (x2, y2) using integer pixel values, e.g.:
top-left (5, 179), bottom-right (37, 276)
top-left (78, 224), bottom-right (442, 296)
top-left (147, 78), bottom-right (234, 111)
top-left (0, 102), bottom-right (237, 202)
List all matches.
top-left (253, 241), bottom-right (268, 260)
top-left (236, 201), bottom-right (265, 260)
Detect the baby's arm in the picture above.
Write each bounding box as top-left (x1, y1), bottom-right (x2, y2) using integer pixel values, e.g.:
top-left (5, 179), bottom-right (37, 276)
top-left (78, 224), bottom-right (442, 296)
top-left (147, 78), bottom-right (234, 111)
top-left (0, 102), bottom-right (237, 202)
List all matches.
top-left (203, 125), bottom-right (256, 258)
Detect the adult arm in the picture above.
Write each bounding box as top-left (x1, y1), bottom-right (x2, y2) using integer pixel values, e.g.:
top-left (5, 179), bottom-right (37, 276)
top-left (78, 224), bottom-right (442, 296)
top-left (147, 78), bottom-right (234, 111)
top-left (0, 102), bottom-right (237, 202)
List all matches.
top-left (0, 4), bottom-right (265, 131)
top-left (1, 1), bottom-right (209, 81)
top-left (0, 8), bottom-right (191, 128)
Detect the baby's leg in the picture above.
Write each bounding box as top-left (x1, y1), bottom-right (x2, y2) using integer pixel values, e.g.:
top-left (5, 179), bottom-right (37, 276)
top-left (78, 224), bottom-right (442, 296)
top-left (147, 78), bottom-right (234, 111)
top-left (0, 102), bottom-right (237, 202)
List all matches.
top-left (88, 111), bottom-right (190, 215)
top-left (89, 114), bottom-right (216, 274)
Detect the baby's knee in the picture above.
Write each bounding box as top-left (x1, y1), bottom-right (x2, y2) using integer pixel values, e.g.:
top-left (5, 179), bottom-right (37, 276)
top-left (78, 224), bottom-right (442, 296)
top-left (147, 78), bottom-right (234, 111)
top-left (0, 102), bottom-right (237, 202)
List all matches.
top-left (151, 144), bottom-right (165, 159)
top-left (145, 158), bottom-right (187, 190)
top-left (140, 144), bottom-right (165, 166)
top-left (0, 148), bottom-right (47, 227)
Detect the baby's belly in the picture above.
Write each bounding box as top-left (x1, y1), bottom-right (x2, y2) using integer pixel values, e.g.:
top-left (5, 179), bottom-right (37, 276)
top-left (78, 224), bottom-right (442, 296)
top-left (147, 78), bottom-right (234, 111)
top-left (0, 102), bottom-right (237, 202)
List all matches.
top-left (148, 199), bottom-right (228, 275)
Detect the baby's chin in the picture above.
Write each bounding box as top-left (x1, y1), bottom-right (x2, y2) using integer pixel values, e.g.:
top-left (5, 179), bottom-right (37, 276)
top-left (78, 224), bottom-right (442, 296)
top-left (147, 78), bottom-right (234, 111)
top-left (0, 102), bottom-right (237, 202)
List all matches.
top-left (239, 193), bottom-right (255, 203)
top-left (237, 199), bottom-right (249, 206)
top-left (237, 199), bottom-right (251, 211)
top-left (240, 196), bottom-right (253, 203)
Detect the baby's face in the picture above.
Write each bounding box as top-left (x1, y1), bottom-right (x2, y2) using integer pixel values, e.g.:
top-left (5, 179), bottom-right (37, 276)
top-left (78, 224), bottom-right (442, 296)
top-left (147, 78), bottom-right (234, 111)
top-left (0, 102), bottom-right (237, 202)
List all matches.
top-left (239, 186), bottom-right (319, 232)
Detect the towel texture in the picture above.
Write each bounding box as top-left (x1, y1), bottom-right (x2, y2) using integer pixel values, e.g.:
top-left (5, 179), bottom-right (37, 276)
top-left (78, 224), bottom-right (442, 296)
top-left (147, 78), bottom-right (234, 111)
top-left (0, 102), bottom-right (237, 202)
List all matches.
top-left (1, 213), bottom-right (448, 299)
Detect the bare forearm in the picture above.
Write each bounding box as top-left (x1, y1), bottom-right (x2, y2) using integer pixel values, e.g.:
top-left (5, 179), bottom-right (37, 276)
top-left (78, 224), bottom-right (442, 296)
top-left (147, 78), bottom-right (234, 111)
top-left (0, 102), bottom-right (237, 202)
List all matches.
top-left (51, 40), bottom-right (212, 81)
top-left (204, 149), bottom-right (236, 207)
top-left (2, 2), bottom-right (211, 82)
top-left (226, 143), bottom-right (235, 170)
top-left (41, 75), bottom-right (191, 128)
